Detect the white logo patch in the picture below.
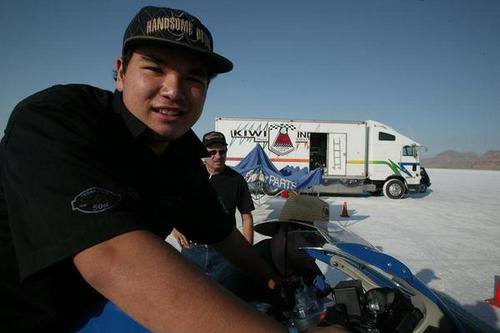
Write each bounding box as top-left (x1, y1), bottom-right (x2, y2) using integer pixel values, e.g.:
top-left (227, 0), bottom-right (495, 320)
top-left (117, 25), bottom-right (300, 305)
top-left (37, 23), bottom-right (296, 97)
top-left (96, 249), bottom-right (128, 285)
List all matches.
top-left (71, 187), bottom-right (122, 214)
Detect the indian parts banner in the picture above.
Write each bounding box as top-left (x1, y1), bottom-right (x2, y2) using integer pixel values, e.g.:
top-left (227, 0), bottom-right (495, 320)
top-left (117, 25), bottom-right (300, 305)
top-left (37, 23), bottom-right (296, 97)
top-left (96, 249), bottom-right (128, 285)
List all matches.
top-left (232, 144), bottom-right (322, 191)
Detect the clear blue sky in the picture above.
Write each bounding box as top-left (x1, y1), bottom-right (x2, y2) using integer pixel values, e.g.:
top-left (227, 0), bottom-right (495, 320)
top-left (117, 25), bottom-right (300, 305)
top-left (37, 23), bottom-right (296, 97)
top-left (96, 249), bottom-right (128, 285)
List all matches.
top-left (1, 0), bottom-right (499, 157)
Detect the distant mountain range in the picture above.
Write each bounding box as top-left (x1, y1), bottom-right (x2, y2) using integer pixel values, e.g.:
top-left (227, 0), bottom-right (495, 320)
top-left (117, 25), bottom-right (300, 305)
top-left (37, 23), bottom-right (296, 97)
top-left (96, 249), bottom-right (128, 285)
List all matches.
top-left (421, 150), bottom-right (500, 170)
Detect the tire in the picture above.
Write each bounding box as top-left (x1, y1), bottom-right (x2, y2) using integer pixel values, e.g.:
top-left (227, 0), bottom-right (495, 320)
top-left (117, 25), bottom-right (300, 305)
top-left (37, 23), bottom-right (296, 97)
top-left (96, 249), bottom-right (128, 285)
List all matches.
top-left (383, 179), bottom-right (405, 199)
top-left (418, 183), bottom-right (428, 193)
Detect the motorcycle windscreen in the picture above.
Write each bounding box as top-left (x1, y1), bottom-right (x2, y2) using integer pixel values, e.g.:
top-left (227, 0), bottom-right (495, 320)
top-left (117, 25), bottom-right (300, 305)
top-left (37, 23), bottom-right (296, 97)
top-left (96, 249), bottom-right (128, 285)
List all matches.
top-left (312, 221), bottom-right (374, 247)
top-left (255, 220), bottom-right (374, 248)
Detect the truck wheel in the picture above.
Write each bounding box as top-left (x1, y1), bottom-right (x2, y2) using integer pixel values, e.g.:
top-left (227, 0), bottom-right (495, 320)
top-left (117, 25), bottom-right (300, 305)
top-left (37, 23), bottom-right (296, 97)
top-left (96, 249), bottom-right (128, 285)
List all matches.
top-left (418, 184), bottom-right (428, 193)
top-left (383, 179), bottom-right (405, 199)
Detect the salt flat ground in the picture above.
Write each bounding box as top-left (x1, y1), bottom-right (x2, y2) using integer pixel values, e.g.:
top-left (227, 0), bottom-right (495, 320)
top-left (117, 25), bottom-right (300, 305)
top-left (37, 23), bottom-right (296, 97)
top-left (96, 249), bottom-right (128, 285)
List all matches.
top-left (244, 168), bottom-right (500, 331)
top-left (167, 168), bottom-right (500, 331)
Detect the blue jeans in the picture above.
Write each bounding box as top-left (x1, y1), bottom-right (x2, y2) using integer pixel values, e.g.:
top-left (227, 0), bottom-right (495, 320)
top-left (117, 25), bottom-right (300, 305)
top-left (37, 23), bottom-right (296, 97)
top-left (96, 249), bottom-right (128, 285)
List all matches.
top-left (181, 244), bottom-right (236, 287)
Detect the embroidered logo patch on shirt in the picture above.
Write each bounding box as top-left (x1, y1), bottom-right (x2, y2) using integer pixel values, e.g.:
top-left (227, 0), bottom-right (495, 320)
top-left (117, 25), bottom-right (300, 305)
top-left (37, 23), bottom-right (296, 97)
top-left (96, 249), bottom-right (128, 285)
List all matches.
top-left (71, 187), bottom-right (122, 214)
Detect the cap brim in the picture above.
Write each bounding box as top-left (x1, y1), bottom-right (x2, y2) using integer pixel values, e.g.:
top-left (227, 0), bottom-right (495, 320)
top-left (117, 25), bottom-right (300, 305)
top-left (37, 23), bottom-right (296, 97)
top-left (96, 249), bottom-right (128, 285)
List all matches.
top-left (124, 36), bottom-right (233, 74)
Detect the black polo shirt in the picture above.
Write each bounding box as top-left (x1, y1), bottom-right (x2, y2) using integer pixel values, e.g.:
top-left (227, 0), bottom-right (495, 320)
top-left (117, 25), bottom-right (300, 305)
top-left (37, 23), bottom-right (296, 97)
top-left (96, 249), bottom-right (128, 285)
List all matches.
top-left (0, 84), bottom-right (233, 331)
top-left (209, 167), bottom-right (255, 226)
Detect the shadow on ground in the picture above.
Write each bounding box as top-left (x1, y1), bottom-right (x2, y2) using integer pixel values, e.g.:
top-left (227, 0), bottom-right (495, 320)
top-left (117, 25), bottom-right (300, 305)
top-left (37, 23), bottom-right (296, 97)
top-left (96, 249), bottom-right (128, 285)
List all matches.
top-left (311, 189), bottom-right (434, 200)
top-left (407, 188), bottom-right (434, 199)
top-left (329, 203), bottom-right (370, 228)
top-left (415, 268), bottom-right (499, 333)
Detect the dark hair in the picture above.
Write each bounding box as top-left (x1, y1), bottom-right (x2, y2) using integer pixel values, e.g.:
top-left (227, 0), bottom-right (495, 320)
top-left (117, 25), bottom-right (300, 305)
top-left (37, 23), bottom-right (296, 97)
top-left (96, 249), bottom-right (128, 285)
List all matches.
top-left (112, 48), bottom-right (217, 83)
top-left (112, 48), bottom-right (134, 81)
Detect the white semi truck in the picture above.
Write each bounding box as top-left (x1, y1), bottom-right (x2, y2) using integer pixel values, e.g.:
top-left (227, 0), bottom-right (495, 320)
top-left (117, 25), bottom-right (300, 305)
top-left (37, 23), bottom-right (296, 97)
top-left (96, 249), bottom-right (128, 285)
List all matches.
top-left (215, 117), bottom-right (428, 199)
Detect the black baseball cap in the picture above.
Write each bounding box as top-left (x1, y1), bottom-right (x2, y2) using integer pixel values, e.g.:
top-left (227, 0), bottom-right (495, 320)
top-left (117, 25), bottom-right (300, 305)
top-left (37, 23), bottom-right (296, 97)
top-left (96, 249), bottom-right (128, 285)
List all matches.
top-left (202, 131), bottom-right (227, 146)
top-left (123, 6), bottom-right (233, 74)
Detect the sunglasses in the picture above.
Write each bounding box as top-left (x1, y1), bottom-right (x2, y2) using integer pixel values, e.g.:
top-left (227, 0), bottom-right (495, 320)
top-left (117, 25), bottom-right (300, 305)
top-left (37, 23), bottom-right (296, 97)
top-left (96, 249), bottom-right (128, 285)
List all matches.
top-left (207, 149), bottom-right (227, 157)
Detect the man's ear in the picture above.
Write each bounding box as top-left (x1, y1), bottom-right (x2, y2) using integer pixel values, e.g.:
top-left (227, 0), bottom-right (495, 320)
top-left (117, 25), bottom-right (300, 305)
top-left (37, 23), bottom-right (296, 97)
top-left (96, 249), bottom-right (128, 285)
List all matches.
top-left (115, 58), bottom-right (125, 92)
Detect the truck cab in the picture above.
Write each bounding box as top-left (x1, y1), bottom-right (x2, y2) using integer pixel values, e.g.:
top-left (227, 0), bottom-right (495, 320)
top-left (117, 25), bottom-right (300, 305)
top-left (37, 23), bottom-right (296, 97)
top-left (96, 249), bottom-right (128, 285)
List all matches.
top-left (367, 121), bottom-right (423, 199)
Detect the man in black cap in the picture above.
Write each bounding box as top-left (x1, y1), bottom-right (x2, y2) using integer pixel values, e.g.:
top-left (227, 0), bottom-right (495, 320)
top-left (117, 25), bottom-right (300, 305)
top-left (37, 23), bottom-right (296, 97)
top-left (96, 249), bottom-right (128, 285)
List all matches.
top-left (202, 131), bottom-right (255, 245)
top-left (172, 131), bottom-right (255, 287)
top-left (0, 5), bottom-right (345, 333)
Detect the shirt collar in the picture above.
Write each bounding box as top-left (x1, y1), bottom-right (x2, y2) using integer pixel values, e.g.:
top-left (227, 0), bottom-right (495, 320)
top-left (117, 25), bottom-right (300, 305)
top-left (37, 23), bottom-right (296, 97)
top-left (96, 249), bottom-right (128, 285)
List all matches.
top-left (113, 90), bottom-right (147, 138)
top-left (113, 90), bottom-right (208, 159)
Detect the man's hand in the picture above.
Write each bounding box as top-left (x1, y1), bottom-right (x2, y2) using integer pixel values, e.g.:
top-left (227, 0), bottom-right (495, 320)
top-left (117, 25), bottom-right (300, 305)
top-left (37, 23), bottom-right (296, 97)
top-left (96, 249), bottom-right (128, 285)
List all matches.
top-left (171, 228), bottom-right (192, 248)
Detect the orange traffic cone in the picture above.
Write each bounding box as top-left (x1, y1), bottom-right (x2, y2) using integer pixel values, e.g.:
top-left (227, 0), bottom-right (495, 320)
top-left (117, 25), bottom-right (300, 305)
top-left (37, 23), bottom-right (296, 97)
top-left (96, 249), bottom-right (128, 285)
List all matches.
top-left (340, 201), bottom-right (350, 217)
top-left (485, 276), bottom-right (500, 308)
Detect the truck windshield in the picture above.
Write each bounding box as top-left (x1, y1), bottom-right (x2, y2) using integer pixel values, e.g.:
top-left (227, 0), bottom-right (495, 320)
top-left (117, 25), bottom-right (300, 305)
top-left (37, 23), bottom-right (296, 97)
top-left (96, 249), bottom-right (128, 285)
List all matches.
top-left (402, 145), bottom-right (417, 157)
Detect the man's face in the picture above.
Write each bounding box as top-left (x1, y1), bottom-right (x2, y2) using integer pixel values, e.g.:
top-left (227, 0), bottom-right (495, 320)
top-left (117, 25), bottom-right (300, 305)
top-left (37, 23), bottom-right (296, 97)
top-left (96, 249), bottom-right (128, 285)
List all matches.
top-left (115, 46), bottom-right (208, 141)
top-left (204, 143), bottom-right (227, 170)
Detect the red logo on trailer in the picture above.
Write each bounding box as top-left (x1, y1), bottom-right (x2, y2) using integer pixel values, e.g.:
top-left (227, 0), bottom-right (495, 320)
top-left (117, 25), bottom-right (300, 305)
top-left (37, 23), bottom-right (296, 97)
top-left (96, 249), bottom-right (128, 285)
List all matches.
top-left (269, 124), bottom-right (296, 156)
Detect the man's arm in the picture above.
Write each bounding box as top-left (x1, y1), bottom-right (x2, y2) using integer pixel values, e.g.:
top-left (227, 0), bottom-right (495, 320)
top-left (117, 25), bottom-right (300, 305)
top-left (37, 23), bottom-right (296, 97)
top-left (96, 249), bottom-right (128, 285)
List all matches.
top-left (237, 173), bottom-right (255, 245)
top-left (213, 231), bottom-right (348, 333)
top-left (73, 230), bottom-right (286, 333)
top-left (241, 213), bottom-right (254, 245)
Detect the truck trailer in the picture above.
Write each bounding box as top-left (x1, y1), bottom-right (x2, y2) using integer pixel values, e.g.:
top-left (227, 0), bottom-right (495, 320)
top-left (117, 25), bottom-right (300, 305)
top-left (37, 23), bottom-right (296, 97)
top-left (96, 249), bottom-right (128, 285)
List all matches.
top-left (215, 117), bottom-right (427, 199)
